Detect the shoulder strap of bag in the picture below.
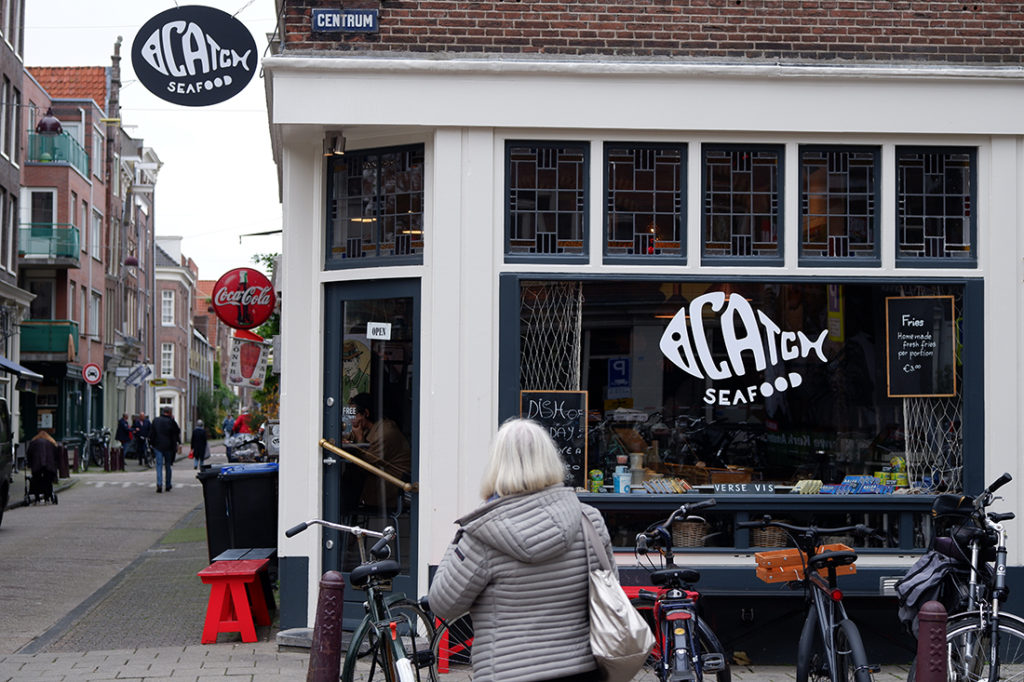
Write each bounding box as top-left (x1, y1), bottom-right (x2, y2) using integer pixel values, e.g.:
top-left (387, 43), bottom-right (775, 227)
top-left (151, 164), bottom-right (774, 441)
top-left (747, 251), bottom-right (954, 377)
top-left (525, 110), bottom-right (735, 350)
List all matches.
top-left (581, 511), bottom-right (612, 573)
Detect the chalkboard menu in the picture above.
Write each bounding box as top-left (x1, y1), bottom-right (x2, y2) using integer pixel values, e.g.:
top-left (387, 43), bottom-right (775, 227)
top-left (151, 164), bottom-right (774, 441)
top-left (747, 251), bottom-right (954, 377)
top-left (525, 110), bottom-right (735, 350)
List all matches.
top-left (520, 390), bottom-right (588, 489)
top-left (885, 296), bottom-right (957, 398)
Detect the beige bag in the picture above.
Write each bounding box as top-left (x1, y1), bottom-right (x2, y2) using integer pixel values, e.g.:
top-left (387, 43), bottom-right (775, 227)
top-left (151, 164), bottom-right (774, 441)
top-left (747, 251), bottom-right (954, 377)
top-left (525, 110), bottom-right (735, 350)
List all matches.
top-left (581, 512), bottom-right (655, 682)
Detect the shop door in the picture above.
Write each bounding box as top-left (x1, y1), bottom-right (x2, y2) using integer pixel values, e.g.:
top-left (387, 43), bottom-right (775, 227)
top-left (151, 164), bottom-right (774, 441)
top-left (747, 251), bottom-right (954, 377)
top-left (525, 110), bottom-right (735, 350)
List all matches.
top-left (322, 279), bottom-right (420, 612)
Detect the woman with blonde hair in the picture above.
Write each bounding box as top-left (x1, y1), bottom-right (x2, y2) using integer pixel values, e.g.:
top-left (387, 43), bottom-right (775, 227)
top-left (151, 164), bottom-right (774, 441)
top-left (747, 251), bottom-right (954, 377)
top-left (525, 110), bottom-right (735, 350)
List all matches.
top-left (428, 418), bottom-right (615, 682)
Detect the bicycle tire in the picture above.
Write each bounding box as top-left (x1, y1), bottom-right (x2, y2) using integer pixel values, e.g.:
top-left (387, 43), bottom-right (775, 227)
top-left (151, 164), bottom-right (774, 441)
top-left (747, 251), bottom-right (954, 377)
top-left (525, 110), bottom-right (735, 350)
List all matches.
top-left (796, 609), bottom-right (872, 682)
top-left (943, 613), bottom-right (1024, 682)
top-left (631, 597), bottom-right (732, 682)
top-left (91, 443), bottom-right (104, 467)
top-left (79, 445), bottom-right (90, 471)
top-left (342, 599), bottom-right (435, 682)
top-left (429, 613), bottom-right (473, 680)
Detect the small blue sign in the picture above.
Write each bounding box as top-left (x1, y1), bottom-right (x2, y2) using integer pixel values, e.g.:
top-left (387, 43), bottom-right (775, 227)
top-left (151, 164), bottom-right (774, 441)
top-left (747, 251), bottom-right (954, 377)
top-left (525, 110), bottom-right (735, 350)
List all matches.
top-left (312, 8), bottom-right (379, 33)
top-left (608, 357), bottom-right (631, 388)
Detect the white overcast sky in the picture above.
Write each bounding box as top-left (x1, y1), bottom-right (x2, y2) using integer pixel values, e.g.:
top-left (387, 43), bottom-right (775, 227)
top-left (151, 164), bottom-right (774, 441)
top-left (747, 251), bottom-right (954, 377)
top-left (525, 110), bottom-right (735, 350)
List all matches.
top-left (25, 0), bottom-right (283, 281)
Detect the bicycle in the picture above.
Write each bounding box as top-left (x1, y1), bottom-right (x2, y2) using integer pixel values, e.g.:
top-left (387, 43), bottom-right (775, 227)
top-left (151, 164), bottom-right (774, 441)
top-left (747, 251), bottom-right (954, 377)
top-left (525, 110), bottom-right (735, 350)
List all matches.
top-left (632, 498), bottom-right (731, 682)
top-left (737, 515), bottom-right (880, 682)
top-left (285, 518), bottom-right (435, 682)
top-left (915, 472), bottom-right (1024, 682)
top-left (75, 429), bottom-right (109, 471)
top-left (419, 600), bottom-right (473, 680)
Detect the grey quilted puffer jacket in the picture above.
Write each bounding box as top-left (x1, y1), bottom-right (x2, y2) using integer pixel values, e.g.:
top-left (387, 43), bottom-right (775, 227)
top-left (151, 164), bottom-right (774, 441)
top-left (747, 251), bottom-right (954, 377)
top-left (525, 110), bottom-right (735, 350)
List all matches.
top-left (428, 484), bottom-right (616, 682)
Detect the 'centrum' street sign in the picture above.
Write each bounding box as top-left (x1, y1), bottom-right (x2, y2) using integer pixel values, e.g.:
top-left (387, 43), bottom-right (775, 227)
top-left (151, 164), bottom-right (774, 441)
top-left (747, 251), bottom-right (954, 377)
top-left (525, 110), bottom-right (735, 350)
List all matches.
top-left (311, 8), bottom-right (379, 33)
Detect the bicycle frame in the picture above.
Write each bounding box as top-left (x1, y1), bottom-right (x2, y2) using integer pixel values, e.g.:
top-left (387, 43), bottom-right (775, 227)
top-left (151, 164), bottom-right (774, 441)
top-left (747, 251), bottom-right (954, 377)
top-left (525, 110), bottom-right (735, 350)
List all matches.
top-left (805, 569), bottom-right (850, 679)
top-left (952, 516), bottom-right (1010, 682)
top-left (287, 518), bottom-right (421, 682)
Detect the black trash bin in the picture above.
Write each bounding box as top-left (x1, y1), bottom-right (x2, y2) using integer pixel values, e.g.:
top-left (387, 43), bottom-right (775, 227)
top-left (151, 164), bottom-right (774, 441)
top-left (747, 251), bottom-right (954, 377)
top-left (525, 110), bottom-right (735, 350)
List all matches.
top-left (197, 462), bottom-right (279, 562)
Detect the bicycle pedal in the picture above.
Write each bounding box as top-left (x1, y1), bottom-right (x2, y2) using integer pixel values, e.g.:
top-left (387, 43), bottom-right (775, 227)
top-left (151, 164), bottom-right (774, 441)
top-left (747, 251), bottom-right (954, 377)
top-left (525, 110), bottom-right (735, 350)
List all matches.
top-left (701, 653), bottom-right (727, 672)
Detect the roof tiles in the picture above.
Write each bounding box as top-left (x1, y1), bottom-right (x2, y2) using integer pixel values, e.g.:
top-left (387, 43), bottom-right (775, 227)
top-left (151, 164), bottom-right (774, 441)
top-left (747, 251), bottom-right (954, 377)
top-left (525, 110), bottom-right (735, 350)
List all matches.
top-left (29, 67), bottom-right (108, 110)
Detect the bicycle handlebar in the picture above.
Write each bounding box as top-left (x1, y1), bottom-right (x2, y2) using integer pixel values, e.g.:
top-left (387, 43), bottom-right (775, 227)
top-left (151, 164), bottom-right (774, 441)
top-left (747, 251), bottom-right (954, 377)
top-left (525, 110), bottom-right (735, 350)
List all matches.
top-left (636, 498), bottom-right (717, 553)
top-left (284, 518), bottom-right (389, 540)
top-left (737, 515), bottom-right (875, 540)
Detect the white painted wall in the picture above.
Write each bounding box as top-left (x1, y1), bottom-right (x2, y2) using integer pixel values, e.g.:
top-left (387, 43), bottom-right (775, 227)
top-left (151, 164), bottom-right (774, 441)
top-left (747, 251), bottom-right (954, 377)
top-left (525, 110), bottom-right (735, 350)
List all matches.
top-left (267, 57), bottom-right (1024, 624)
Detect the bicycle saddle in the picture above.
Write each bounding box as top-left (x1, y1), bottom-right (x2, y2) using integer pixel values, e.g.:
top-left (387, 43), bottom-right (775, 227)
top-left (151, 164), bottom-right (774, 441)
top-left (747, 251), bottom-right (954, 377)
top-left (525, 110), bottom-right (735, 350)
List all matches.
top-left (349, 559), bottom-right (402, 588)
top-left (807, 550), bottom-right (857, 572)
top-left (650, 568), bottom-right (700, 586)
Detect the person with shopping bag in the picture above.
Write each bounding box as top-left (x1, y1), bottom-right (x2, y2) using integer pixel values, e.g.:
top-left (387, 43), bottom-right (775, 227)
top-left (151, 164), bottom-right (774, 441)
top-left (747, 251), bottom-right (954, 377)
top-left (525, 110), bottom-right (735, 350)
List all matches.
top-left (429, 418), bottom-right (650, 682)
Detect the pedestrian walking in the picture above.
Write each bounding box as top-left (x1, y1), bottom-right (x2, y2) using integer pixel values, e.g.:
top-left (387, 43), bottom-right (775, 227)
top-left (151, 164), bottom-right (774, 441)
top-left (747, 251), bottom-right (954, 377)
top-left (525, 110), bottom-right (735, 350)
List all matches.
top-left (150, 407), bottom-right (181, 493)
top-left (191, 419), bottom-right (208, 470)
top-left (132, 412), bottom-right (152, 467)
top-left (427, 418), bottom-right (615, 682)
top-left (222, 414), bottom-right (234, 458)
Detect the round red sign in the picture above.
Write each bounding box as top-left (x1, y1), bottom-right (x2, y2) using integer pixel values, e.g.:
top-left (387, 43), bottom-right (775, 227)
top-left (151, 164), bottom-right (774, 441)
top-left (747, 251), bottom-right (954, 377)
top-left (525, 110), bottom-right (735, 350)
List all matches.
top-left (211, 268), bottom-right (276, 330)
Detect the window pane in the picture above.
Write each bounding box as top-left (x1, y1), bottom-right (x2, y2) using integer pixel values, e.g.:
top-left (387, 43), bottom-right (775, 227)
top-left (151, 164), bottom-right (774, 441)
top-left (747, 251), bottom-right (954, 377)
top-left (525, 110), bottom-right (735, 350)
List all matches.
top-left (702, 146), bottom-right (782, 261)
top-left (897, 148), bottom-right (975, 262)
top-left (326, 144), bottom-right (424, 264)
top-left (506, 142), bottom-right (587, 257)
top-left (799, 148), bottom-right (879, 262)
top-left (605, 144), bottom-right (685, 260)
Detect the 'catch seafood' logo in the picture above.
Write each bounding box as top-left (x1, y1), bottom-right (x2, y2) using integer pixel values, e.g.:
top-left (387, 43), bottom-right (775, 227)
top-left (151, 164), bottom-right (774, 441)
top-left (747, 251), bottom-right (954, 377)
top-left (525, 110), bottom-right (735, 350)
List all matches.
top-left (132, 5), bottom-right (256, 107)
top-left (659, 291), bottom-right (828, 405)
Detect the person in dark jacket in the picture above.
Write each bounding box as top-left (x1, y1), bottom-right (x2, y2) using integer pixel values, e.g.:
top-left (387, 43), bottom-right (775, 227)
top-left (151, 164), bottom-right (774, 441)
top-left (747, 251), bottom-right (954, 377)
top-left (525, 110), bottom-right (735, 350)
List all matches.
top-left (191, 419), bottom-right (208, 470)
top-left (150, 407), bottom-right (181, 492)
top-left (132, 412), bottom-right (152, 467)
top-left (428, 418), bottom-right (615, 682)
top-left (114, 414), bottom-right (131, 450)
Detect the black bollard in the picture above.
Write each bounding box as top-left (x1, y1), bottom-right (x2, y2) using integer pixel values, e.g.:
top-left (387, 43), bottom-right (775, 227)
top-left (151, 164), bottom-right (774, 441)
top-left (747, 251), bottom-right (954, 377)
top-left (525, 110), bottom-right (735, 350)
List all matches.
top-left (307, 570), bottom-right (346, 682)
top-left (916, 600), bottom-right (947, 682)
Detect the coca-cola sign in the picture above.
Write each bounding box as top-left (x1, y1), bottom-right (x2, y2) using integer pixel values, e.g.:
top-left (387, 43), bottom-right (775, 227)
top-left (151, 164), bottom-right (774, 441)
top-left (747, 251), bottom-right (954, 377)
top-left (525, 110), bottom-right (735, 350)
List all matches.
top-left (212, 267), bottom-right (276, 330)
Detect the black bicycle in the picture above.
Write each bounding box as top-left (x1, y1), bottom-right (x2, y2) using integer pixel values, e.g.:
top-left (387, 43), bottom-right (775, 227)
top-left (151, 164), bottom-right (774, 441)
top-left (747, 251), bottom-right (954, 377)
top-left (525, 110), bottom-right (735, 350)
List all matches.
top-left (905, 472), bottom-right (1024, 682)
top-left (76, 428), bottom-right (109, 471)
top-left (633, 498), bottom-right (731, 682)
top-left (738, 516), bottom-right (879, 682)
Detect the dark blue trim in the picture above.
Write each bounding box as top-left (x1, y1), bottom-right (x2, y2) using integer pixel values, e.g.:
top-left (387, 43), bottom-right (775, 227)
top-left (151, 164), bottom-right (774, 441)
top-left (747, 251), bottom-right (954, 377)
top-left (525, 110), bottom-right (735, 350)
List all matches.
top-left (278, 555), bottom-right (309, 629)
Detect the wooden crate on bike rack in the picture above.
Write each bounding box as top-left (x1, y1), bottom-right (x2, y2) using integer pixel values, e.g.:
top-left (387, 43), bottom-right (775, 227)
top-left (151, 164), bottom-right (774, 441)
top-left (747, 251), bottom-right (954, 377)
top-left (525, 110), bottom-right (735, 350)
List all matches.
top-left (754, 544), bottom-right (856, 583)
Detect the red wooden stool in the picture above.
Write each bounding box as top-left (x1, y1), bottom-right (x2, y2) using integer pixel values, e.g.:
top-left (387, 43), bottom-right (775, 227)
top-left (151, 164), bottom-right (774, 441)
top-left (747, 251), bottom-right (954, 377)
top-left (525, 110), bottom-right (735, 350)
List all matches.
top-left (197, 559), bottom-right (271, 643)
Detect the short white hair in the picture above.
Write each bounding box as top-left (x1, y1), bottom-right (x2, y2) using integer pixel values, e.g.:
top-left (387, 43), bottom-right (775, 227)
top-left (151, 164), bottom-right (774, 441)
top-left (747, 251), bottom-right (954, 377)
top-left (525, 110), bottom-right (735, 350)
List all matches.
top-left (479, 418), bottom-right (566, 499)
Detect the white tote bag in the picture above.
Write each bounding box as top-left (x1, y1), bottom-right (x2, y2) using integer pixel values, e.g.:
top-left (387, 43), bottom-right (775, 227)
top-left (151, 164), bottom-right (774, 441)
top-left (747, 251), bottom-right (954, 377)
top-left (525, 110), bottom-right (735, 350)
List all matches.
top-left (581, 512), bottom-right (655, 682)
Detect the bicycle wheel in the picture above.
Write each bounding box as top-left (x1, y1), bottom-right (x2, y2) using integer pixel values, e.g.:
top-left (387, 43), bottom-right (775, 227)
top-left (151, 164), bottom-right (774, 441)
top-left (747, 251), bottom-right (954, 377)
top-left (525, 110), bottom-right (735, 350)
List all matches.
top-left (429, 613), bottom-right (473, 680)
top-left (344, 600), bottom-right (435, 682)
top-left (797, 609), bottom-right (872, 682)
top-left (91, 443), bottom-right (104, 467)
top-left (945, 613), bottom-right (1024, 682)
top-left (78, 445), bottom-right (89, 471)
top-left (630, 597), bottom-right (731, 682)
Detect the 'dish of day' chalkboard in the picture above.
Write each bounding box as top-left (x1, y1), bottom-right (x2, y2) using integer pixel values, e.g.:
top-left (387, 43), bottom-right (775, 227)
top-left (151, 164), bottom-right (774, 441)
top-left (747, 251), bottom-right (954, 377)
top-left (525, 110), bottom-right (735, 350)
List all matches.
top-left (885, 296), bottom-right (957, 398)
top-left (520, 390), bottom-right (588, 489)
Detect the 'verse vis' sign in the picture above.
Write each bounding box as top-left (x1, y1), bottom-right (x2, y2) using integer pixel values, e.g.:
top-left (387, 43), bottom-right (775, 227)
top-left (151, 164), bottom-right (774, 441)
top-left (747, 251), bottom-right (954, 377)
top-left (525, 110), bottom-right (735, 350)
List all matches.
top-left (131, 5), bottom-right (257, 106)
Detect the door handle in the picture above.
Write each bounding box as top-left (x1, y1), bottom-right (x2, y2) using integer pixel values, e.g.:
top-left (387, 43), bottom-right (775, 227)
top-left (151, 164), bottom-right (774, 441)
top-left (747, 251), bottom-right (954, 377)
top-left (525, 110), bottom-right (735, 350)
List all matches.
top-left (323, 456), bottom-right (337, 466)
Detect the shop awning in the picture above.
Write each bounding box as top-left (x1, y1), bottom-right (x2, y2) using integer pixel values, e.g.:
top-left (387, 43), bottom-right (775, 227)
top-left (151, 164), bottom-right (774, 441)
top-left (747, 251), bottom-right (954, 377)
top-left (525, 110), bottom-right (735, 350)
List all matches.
top-left (0, 355), bottom-right (44, 381)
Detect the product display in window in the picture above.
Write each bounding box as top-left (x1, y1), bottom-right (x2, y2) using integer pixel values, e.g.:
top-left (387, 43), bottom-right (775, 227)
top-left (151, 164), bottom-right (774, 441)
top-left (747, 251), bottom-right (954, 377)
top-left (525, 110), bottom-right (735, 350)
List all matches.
top-left (520, 280), bottom-right (964, 495)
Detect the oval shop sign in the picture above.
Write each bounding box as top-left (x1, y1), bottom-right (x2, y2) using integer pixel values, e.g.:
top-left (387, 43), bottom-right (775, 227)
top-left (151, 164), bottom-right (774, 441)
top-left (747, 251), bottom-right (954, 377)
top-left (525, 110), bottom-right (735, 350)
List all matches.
top-left (131, 5), bottom-right (256, 107)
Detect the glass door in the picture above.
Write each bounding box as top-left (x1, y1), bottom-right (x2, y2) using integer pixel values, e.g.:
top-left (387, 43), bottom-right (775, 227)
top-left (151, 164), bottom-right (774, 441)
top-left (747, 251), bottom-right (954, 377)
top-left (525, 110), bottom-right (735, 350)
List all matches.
top-left (323, 279), bottom-right (420, 614)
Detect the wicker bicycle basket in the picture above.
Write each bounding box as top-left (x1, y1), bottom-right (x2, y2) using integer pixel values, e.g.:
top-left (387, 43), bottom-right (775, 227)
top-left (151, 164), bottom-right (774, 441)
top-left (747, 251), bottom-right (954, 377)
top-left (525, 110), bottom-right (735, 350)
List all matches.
top-left (751, 525), bottom-right (788, 547)
top-left (672, 520), bottom-right (709, 548)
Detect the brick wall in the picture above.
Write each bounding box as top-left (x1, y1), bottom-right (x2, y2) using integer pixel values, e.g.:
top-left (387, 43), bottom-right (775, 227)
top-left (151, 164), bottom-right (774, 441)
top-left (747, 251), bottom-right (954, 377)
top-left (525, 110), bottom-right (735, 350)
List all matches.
top-left (280, 1), bottom-right (1024, 64)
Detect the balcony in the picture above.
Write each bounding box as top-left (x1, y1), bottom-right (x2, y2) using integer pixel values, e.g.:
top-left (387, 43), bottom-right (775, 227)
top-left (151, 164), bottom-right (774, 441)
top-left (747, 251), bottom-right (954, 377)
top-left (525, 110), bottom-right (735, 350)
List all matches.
top-left (21, 320), bottom-right (79, 360)
top-left (27, 132), bottom-right (90, 177)
top-left (18, 223), bottom-right (80, 268)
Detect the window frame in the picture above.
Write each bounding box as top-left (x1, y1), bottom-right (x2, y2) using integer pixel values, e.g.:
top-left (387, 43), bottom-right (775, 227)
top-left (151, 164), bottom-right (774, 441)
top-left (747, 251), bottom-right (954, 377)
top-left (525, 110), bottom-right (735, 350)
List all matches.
top-left (324, 143), bottom-right (425, 270)
top-left (161, 342), bottom-right (174, 378)
top-left (700, 143), bottom-right (785, 266)
top-left (504, 139), bottom-right (590, 265)
top-left (895, 145), bottom-right (978, 269)
top-left (798, 145), bottom-right (881, 267)
top-left (602, 141), bottom-right (687, 265)
top-left (161, 289), bottom-right (174, 326)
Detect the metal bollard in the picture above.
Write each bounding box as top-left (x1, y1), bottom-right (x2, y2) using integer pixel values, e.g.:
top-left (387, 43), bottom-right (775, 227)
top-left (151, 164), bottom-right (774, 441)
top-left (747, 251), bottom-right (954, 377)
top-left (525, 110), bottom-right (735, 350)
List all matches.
top-left (306, 571), bottom-right (346, 682)
top-left (916, 600), bottom-right (947, 682)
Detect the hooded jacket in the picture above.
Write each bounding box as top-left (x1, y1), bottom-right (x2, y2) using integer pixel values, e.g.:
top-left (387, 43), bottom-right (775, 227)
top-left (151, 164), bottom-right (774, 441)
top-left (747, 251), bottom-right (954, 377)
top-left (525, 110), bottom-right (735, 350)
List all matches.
top-left (428, 484), bottom-right (616, 682)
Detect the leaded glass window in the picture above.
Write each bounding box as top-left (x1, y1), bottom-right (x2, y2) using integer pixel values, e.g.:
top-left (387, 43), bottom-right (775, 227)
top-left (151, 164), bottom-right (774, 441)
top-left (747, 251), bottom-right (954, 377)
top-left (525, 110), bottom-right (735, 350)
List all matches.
top-left (604, 143), bottom-right (685, 262)
top-left (702, 145), bottom-right (783, 263)
top-left (326, 145), bottom-right (424, 266)
top-left (799, 147), bottom-right (880, 265)
top-left (896, 147), bottom-right (976, 265)
top-left (506, 141), bottom-right (588, 260)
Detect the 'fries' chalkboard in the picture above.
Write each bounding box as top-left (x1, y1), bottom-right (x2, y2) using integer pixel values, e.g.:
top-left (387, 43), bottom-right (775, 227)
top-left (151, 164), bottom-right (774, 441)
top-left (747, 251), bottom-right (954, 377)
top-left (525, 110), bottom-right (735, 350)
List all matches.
top-left (520, 390), bottom-right (588, 489)
top-left (885, 296), bottom-right (957, 397)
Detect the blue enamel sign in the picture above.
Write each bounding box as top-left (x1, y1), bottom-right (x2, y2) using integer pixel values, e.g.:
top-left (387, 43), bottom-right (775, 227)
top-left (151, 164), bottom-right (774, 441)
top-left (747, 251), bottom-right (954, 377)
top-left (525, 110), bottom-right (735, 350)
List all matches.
top-left (312, 9), bottom-right (379, 33)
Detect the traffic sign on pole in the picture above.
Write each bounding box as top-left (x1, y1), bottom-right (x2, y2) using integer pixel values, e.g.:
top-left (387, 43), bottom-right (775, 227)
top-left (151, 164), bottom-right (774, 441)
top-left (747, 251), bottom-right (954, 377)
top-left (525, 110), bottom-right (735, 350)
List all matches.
top-left (83, 363), bottom-right (102, 385)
